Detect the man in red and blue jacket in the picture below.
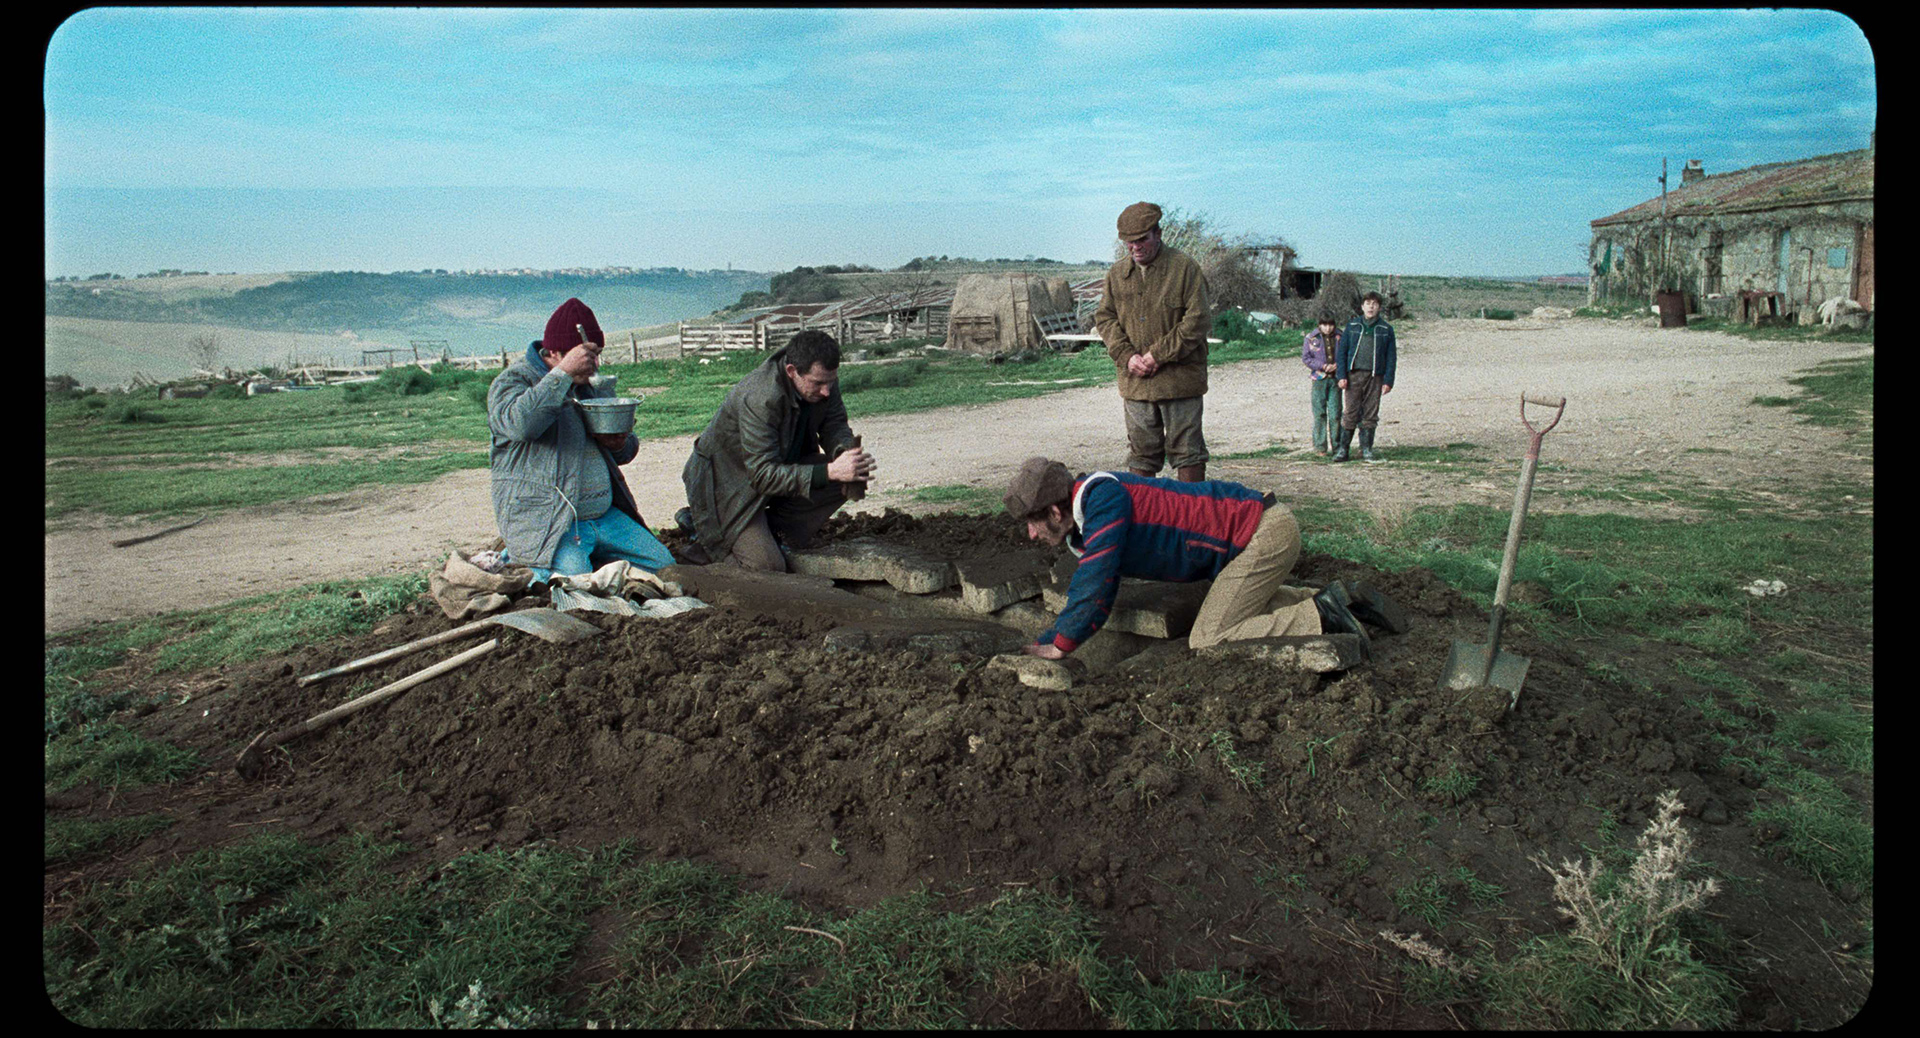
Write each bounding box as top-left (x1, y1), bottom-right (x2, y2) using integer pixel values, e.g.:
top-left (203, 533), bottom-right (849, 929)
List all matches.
top-left (1003, 457), bottom-right (1395, 659)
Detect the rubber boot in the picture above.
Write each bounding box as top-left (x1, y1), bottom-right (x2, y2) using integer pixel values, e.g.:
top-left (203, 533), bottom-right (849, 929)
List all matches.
top-left (1331, 427), bottom-right (1354, 463)
top-left (1360, 427), bottom-right (1378, 462)
top-left (1312, 586), bottom-right (1371, 647)
top-left (1177, 463), bottom-right (1206, 483)
top-left (1342, 579), bottom-right (1410, 634)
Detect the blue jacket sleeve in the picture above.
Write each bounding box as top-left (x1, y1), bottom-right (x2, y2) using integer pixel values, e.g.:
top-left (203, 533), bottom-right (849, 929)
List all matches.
top-left (1036, 480), bottom-right (1131, 653)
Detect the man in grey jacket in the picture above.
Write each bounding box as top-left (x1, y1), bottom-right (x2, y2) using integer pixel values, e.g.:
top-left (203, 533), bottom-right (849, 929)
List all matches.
top-left (680, 329), bottom-right (876, 570)
top-left (488, 298), bottom-right (673, 580)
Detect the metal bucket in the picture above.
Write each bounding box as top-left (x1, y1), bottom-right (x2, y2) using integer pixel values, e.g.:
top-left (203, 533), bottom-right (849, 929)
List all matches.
top-left (577, 397), bottom-right (639, 435)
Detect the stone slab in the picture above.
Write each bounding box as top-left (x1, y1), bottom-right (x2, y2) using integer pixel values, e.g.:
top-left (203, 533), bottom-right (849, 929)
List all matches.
top-left (1042, 577), bottom-right (1212, 639)
top-left (955, 553), bottom-right (1050, 613)
top-left (992, 600), bottom-right (1055, 638)
top-left (1195, 634), bottom-right (1371, 673)
top-left (989, 600), bottom-right (1154, 672)
top-left (789, 537), bottom-right (954, 594)
top-left (846, 583), bottom-right (983, 622)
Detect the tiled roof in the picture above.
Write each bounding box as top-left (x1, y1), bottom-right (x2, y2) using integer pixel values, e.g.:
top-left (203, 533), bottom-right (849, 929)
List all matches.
top-left (1591, 148), bottom-right (1873, 227)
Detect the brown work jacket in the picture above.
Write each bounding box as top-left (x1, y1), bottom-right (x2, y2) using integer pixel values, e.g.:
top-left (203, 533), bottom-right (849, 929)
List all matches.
top-left (1093, 245), bottom-right (1212, 401)
top-left (681, 348), bottom-right (857, 559)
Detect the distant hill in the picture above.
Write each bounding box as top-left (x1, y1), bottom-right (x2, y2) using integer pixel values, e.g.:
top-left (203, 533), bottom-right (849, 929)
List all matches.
top-left (46, 267), bottom-right (770, 386)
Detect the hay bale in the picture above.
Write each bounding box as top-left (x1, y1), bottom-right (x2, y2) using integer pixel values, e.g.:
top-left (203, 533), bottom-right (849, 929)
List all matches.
top-left (1313, 271), bottom-right (1363, 325)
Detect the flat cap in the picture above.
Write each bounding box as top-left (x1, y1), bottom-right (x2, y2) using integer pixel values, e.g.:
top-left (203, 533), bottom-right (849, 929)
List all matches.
top-left (1117, 201), bottom-right (1162, 241)
top-left (1004, 457), bottom-right (1074, 518)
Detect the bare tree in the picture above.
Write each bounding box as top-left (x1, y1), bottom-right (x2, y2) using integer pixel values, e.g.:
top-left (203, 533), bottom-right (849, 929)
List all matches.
top-left (186, 332), bottom-right (221, 374)
top-left (1113, 207), bottom-right (1285, 313)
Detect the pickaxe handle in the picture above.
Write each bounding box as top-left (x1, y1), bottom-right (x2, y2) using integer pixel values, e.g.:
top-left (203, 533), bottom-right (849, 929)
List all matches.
top-left (238, 639), bottom-right (500, 779)
top-left (297, 618), bottom-right (493, 686)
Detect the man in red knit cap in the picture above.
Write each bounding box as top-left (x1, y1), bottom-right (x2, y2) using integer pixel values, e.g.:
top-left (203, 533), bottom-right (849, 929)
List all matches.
top-left (486, 298), bottom-right (673, 580)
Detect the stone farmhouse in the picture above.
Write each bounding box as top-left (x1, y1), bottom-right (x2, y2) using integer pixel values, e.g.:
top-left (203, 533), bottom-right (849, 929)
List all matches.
top-left (1587, 139), bottom-right (1874, 322)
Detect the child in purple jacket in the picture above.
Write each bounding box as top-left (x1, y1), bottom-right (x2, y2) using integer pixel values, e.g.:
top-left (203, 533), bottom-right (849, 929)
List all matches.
top-left (1302, 317), bottom-right (1342, 455)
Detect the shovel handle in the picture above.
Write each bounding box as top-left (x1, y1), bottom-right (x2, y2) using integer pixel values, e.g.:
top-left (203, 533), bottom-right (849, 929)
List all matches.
top-left (297, 618), bottom-right (493, 686)
top-left (1486, 395), bottom-right (1567, 668)
top-left (1520, 395), bottom-right (1566, 446)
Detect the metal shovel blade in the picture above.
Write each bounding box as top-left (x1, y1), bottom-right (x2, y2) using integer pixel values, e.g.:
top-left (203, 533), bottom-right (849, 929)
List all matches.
top-left (1441, 637), bottom-right (1531, 703)
top-left (489, 608), bottom-right (604, 644)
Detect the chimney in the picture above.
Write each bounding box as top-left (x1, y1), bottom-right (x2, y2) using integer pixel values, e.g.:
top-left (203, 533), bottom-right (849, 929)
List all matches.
top-left (1681, 159), bottom-right (1705, 185)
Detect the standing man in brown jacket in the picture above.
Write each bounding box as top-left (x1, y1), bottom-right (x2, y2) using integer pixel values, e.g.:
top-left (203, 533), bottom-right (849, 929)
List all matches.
top-left (1093, 201), bottom-right (1214, 482)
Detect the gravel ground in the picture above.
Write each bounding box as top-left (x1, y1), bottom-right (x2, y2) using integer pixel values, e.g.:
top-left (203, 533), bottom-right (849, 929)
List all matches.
top-left (44, 316), bottom-right (1873, 633)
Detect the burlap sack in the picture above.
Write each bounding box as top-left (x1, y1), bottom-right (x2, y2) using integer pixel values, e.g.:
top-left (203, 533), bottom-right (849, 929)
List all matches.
top-left (429, 549), bottom-right (535, 620)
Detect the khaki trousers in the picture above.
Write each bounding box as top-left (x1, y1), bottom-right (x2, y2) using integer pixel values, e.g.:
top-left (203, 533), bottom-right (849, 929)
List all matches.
top-left (1187, 503), bottom-right (1323, 649)
top-left (1122, 395), bottom-right (1209, 474)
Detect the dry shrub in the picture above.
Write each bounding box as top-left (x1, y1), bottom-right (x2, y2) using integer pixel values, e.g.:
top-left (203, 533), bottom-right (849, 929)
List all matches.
top-left (1314, 271), bottom-right (1363, 325)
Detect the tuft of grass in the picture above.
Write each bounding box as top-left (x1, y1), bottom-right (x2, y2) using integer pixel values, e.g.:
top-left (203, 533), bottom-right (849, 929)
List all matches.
top-left (1208, 730), bottom-right (1266, 791)
top-left (1423, 766), bottom-right (1480, 805)
top-left (1392, 872), bottom-right (1454, 930)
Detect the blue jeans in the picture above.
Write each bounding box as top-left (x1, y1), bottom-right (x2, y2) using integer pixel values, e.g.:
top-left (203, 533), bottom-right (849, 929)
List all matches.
top-left (513, 507), bottom-right (675, 582)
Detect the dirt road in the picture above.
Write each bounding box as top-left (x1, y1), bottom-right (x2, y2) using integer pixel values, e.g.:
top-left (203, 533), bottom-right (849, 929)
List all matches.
top-left (45, 317), bottom-right (1871, 633)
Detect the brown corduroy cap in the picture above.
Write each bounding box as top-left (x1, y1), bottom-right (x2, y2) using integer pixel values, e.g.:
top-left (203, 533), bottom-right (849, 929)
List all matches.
top-left (1117, 201), bottom-right (1162, 241)
top-left (1004, 457), bottom-right (1074, 518)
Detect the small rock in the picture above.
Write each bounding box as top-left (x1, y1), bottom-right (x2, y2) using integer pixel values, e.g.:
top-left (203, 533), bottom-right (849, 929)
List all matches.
top-left (1484, 805), bottom-right (1516, 826)
top-left (987, 653), bottom-right (1074, 691)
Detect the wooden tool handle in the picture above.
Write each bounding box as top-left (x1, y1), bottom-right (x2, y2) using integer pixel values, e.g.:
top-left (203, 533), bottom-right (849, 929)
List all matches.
top-left (275, 639), bottom-right (500, 746)
top-left (297, 618), bottom-right (492, 686)
top-left (843, 434), bottom-right (867, 501)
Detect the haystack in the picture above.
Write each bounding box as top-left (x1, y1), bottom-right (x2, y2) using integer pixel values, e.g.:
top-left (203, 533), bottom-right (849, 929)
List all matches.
top-left (943, 274), bottom-right (1077, 355)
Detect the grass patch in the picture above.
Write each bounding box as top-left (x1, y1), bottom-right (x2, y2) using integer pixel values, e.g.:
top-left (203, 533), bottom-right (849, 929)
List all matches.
top-left (905, 482), bottom-right (1002, 512)
top-left (45, 722), bottom-right (202, 794)
top-left (1683, 315), bottom-right (1875, 346)
top-left (45, 814), bottom-right (177, 867)
top-left (1377, 441), bottom-right (1485, 466)
top-left (45, 834), bottom-right (1293, 1029)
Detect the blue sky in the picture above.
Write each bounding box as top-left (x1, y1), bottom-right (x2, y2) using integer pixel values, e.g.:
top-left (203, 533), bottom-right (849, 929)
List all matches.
top-left (44, 7), bottom-right (1876, 279)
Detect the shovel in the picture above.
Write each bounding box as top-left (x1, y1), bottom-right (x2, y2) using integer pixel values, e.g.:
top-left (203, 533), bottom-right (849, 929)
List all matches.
top-left (295, 608), bottom-right (602, 686)
top-left (1439, 394), bottom-right (1567, 708)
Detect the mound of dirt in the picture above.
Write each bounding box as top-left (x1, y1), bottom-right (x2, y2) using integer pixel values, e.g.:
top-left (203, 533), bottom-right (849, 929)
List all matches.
top-left (70, 510), bottom-right (1865, 1027)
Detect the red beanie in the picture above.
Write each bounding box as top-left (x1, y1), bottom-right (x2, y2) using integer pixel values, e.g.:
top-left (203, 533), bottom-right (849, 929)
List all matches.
top-left (541, 298), bottom-right (602, 355)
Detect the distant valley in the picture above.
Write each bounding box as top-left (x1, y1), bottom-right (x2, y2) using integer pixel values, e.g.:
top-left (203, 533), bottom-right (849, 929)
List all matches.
top-left (46, 267), bottom-right (770, 387)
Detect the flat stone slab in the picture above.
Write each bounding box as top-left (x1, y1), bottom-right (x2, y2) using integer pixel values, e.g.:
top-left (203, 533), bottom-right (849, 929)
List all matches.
top-left (988, 654), bottom-right (1075, 691)
top-left (845, 583), bottom-right (983, 622)
top-left (992, 600), bottom-right (1055, 638)
top-left (955, 553), bottom-right (1050, 613)
top-left (789, 538), bottom-right (954, 594)
top-left (1196, 634), bottom-right (1371, 673)
top-left (991, 601), bottom-right (1155, 672)
top-left (1042, 577), bottom-right (1212, 639)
